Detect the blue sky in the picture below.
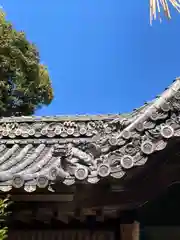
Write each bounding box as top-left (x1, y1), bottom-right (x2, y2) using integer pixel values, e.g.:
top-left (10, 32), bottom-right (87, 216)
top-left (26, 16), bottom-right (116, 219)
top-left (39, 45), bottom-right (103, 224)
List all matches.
top-left (1, 0), bottom-right (180, 116)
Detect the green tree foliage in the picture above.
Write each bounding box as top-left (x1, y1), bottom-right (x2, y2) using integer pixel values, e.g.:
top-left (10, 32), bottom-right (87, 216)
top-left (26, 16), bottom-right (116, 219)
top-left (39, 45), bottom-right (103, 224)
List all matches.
top-left (150, 0), bottom-right (180, 24)
top-left (0, 10), bottom-right (54, 117)
top-left (0, 197), bottom-right (11, 240)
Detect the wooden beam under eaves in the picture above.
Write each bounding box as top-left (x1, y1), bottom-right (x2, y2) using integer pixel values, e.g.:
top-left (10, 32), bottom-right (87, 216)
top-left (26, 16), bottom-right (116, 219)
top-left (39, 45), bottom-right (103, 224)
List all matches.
top-left (11, 194), bottom-right (74, 202)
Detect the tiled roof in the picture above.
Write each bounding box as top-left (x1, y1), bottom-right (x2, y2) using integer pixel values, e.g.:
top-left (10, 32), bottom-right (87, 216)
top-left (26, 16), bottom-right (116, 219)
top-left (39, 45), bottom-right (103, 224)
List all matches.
top-left (0, 78), bottom-right (180, 192)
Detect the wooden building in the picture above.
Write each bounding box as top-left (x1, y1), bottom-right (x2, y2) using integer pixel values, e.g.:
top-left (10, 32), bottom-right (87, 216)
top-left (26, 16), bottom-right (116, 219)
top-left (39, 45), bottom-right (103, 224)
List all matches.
top-left (1, 78), bottom-right (180, 239)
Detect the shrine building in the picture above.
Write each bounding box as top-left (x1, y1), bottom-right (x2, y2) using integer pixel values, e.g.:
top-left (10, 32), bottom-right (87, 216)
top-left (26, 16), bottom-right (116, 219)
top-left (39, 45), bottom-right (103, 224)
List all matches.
top-left (1, 78), bottom-right (180, 239)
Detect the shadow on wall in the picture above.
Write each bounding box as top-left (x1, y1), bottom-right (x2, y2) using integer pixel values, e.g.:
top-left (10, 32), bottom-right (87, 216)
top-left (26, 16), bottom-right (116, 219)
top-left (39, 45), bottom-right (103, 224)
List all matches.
top-left (139, 183), bottom-right (180, 240)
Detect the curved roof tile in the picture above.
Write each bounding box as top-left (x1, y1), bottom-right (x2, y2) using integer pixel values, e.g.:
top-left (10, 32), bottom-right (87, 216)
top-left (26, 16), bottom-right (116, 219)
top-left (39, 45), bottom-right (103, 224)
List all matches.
top-left (0, 78), bottom-right (180, 192)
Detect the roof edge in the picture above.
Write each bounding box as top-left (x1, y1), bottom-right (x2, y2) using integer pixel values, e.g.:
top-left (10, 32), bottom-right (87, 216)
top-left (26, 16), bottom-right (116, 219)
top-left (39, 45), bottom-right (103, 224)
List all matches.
top-left (0, 77), bottom-right (179, 123)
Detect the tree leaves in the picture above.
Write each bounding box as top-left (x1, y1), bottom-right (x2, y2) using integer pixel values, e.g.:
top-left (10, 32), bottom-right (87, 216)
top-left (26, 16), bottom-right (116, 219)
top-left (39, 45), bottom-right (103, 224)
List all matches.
top-left (0, 10), bottom-right (54, 116)
top-left (150, 0), bottom-right (180, 24)
top-left (0, 196), bottom-right (11, 240)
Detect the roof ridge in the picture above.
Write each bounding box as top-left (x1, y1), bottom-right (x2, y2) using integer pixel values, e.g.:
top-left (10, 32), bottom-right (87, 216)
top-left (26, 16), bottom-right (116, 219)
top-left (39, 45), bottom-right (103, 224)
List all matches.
top-left (121, 77), bottom-right (180, 133)
top-left (0, 77), bottom-right (178, 123)
top-left (0, 114), bottom-right (125, 122)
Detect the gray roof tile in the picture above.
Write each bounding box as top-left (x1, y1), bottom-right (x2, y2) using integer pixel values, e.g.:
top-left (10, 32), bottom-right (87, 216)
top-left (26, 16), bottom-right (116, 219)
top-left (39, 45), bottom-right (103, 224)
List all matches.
top-left (0, 77), bottom-right (180, 192)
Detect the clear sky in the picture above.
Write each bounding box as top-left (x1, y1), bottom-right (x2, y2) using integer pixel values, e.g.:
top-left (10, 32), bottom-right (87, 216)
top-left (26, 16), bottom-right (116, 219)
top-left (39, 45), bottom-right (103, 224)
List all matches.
top-left (1, 0), bottom-right (180, 116)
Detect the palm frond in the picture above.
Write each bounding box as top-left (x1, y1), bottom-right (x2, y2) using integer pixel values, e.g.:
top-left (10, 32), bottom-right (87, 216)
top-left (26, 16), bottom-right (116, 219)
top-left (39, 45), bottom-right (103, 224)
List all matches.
top-left (150, 0), bottom-right (180, 24)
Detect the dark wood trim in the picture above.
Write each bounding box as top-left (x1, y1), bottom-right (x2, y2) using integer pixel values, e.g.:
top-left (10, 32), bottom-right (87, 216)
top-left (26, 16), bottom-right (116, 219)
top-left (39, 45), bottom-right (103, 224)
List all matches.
top-left (120, 222), bottom-right (140, 240)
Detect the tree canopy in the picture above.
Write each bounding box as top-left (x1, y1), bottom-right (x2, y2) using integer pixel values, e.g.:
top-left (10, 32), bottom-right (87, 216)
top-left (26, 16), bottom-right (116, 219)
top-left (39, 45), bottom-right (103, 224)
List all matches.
top-left (0, 197), bottom-right (11, 240)
top-left (150, 0), bottom-right (180, 24)
top-left (0, 10), bottom-right (54, 117)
